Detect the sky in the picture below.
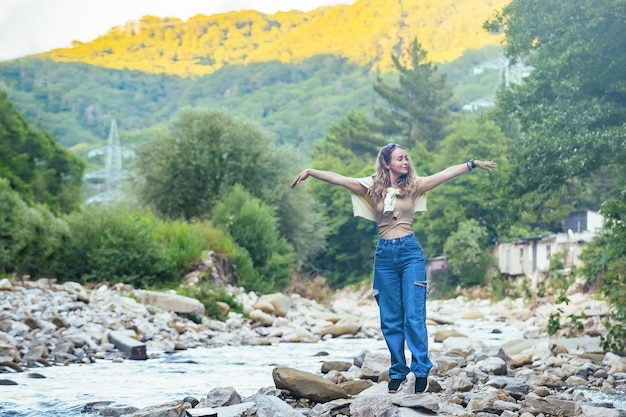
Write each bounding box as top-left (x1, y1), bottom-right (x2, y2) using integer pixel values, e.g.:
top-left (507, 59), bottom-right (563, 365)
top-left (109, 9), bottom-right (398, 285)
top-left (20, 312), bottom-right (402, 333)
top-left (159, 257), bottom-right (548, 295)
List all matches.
top-left (0, 0), bottom-right (355, 62)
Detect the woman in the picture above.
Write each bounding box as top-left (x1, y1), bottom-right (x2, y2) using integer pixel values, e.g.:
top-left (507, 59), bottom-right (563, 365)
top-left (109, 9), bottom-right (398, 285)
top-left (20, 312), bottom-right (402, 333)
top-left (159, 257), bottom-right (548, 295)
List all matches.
top-left (291, 143), bottom-right (496, 394)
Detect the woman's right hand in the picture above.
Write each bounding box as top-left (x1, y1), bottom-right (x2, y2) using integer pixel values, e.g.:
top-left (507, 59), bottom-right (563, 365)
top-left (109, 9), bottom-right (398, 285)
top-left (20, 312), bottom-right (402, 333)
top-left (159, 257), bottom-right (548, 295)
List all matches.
top-left (290, 169), bottom-right (310, 188)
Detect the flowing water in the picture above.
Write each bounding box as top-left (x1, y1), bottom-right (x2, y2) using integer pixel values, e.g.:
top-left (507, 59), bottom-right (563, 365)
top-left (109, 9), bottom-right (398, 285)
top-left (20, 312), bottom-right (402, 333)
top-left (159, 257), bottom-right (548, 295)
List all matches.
top-left (1, 320), bottom-right (624, 416)
top-left (0, 338), bottom-right (387, 416)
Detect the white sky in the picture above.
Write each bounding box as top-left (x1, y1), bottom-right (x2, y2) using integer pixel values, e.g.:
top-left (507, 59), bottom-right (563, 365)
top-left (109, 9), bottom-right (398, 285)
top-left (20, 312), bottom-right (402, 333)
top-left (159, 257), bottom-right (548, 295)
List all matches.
top-left (0, 0), bottom-right (355, 61)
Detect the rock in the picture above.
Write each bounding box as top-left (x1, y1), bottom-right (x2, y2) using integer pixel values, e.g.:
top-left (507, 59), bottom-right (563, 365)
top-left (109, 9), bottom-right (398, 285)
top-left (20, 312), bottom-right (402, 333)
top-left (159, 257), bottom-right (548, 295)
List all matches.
top-left (474, 347), bottom-right (507, 363)
top-left (349, 384), bottom-right (396, 417)
top-left (462, 308), bottom-right (484, 319)
top-left (108, 331), bottom-right (147, 360)
top-left (83, 401), bottom-right (139, 416)
top-left (0, 379), bottom-right (17, 385)
top-left (133, 290), bottom-right (205, 315)
top-left (202, 386), bottom-right (242, 407)
top-left (527, 371), bottom-right (563, 388)
top-left (565, 375), bottom-right (587, 385)
top-left (360, 352), bottom-right (390, 381)
top-left (577, 404), bottom-right (621, 417)
top-left (441, 336), bottom-right (474, 353)
top-left (255, 293), bottom-right (290, 317)
top-left (476, 357), bottom-right (508, 375)
top-left (603, 352), bottom-right (626, 374)
top-left (321, 360), bottom-right (352, 373)
top-left (392, 394), bottom-right (440, 413)
top-left (272, 366), bottom-right (348, 403)
top-left (319, 317), bottom-right (361, 337)
top-left (433, 329), bottom-right (468, 342)
top-left (466, 388), bottom-right (516, 413)
top-left (249, 309), bottom-right (275, 326)
top-left (245, 394), bottom-right (305, 417)
top-left (215, 301), bottom-right (230, 316)
top-left (523, 393), bottom-right (577, 416)
top-left (124, 399), bottom-right (188, 417)
top-left (434, 355), bottom-right (465, 373)
top-left (253, 300), bottom-right (275, 315)
top-left (445, 373), bottom-right (473, 392)
top-left (339, 379), bottom-right (374, 395)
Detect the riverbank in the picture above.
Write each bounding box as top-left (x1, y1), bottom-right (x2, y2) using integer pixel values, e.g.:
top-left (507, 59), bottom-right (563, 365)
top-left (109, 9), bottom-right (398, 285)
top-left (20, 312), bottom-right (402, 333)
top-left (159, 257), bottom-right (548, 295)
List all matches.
top-left (1, 277), bottom-right (625, 417)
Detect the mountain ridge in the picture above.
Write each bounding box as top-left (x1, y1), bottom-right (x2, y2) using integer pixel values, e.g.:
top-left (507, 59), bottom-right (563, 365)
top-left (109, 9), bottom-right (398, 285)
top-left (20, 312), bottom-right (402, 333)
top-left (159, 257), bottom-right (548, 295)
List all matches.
top-left (36, 0), bottom-right (509, 77)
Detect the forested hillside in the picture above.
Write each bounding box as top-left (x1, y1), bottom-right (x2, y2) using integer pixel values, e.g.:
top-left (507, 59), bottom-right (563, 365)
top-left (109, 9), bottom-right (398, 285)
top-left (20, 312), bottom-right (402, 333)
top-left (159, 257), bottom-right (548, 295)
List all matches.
top-left (0, 47), bottom-right (502, 152)
top-left (39, 0), bottom-right (509, 77)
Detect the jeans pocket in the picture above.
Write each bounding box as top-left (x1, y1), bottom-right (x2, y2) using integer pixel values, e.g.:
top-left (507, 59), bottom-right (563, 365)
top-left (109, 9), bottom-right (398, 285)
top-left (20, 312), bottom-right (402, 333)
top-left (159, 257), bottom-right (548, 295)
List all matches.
top-left (402, 239), bottom-right (422, 253)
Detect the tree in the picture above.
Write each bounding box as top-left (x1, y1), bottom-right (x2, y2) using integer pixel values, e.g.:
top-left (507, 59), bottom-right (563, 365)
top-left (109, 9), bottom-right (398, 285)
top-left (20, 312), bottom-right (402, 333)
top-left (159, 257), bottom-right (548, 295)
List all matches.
top-left (443, 219), bottom-right (492, 287)
top-left (135, 107), bottom-right (327, 265)
top-left (136, 108), bottom-right (279, 220)
top-left (306, 111), bottom-right (383, 287)
top-left (485, 0), bottom-right (626, 201)
top-left (415, 116), bottom-right (509, 256)
top-left (581, 190), bottom-right (626, 353)
top-left (212, 184), bottom-right (295, 292)
top-left (485, 0), bottom-right (626, 350)
top-left (372, 37), bottom-right (452, 150)
top-left (0, 91), bottom-right (85, 214)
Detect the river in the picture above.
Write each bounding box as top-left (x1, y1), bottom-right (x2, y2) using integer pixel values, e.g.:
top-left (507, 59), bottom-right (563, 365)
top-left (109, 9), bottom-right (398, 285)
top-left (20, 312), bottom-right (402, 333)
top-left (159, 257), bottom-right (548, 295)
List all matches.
top-left (1, 318), bottom-right (624, 416)
top-left (1, 337), bottom-right (387, 416)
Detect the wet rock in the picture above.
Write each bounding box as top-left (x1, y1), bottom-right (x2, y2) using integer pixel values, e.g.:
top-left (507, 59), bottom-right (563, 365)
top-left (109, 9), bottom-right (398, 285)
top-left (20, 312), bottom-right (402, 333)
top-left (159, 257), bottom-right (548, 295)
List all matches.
top-left (83, 400), bottom-right (139, 416)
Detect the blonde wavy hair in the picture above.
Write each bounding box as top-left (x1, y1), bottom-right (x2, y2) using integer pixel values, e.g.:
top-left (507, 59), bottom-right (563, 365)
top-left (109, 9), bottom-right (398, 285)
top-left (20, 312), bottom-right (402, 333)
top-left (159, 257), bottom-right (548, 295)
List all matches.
top-left (369, 143), bottom-right (420, 203)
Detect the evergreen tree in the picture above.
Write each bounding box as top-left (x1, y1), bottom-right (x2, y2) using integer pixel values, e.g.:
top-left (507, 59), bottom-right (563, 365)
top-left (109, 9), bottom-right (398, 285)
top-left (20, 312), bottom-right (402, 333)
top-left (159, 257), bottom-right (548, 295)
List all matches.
top-left (372, 37), bottom-right (452, 150)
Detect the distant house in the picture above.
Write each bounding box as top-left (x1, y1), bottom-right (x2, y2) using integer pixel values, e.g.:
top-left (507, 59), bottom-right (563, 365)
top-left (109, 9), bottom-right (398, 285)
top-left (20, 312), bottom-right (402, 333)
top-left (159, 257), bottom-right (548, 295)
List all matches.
top-left (426, 255), bottom-right (450, 278)
top-left (428, 211), bottom-right (604, 289)
top-left (492, 211), bottom-right (604, 289)
top-left (462, 98), bottom-right (495, 112)
top-left (564, 210), bottom-right (604, 234)
top-left (493, 232), bottom-right (595, 279)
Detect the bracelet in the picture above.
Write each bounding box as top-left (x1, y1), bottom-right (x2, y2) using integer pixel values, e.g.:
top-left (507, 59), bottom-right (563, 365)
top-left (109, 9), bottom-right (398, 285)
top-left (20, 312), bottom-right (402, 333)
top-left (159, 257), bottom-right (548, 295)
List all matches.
top-left (468, 159), bottom-right (476, 171)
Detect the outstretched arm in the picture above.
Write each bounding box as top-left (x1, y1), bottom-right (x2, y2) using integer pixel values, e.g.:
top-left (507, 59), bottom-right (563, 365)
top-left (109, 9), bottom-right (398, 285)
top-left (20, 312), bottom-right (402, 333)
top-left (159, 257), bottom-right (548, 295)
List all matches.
top-left (290, 168), bottom-right (367, 193)
top-left (419, 159), bottom-right (496, 193)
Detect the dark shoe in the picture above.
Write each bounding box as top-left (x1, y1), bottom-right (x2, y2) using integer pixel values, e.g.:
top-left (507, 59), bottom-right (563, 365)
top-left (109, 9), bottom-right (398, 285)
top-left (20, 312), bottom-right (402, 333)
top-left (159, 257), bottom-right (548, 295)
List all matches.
top-left (414, 376), bottom-right (428, 393)
top-left (388, 377), bottom-right (406, 393)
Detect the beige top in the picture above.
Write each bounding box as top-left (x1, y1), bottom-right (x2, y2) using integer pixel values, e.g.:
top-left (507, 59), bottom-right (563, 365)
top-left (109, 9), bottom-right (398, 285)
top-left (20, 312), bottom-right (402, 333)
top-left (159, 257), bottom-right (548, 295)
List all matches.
top-left (350, 176), bottom-right (427, 237)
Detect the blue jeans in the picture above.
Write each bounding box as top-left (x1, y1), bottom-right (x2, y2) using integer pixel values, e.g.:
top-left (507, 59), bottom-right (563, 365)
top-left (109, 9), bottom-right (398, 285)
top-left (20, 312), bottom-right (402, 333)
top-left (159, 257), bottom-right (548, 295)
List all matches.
top-left (373, 233), bottom-right (432, 380)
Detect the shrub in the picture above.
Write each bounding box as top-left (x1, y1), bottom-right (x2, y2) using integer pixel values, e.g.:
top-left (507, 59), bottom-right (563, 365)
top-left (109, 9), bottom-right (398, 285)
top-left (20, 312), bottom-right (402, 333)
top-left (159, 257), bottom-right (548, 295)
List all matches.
top-left (580, 192), bottom-right (626, 354)
top-left (0, 178), bottom-right (69, 277)
top-left (443, 219), bottom-right (493, 287)
top-left (178, 283), bottom-right (244, 321)
top-left (212, 184), bottom-right (295, 292)
top-left (54, 205), bottom-right (207, 288)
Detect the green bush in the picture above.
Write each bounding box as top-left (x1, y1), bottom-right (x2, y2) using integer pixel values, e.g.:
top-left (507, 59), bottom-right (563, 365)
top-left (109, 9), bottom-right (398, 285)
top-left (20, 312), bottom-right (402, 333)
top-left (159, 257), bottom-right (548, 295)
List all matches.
top-left (53, 205), bottom-right (206, 288)
top-left (152, 220), bottom-right (208, 276)
top-left (178, 283), bottom-right (244, 321)
top-left (0, 178), bottom-right (69, 277)
top-left (580, 192), bottom-right (626, 354)
top-left (0, 179), bottom-right (29, 273)
top-left (212, 184), bottom-right (295, 292)
top-left (443, 219), bottom-right (492, 287)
